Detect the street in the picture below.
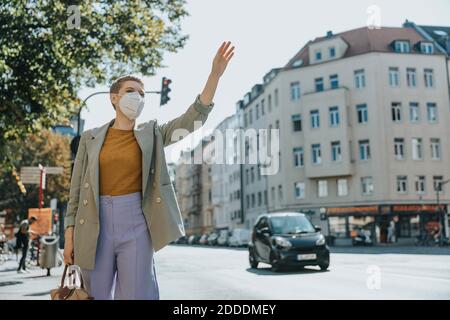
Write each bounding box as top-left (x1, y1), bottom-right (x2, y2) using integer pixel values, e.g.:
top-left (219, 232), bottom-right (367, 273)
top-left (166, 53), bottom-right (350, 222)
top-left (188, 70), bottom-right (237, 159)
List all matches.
top-left (1, 245), bottom-right (449, 300)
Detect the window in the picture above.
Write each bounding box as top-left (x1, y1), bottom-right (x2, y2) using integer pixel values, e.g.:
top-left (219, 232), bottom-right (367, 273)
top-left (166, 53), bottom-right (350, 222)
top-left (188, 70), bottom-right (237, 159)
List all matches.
top-left (245, 168), bottom-right (249, 185)
top-left (359, 140), bottom-right (371, 160)
top-left (274, 89), bottom-right (279, 107)
top-left (361, 177), bottom-right (374, 195)
top-left (255, 104), bottom-right (259, 120)
top-left (389, 67), bottom-right (400, 87)
top-left (394, 41), bottom-right (410, 53)
top-left (315, 50), bottom-right (322, 61)
top-left (290, 81), bottom-right (301, 101)
top-left (329, 106), bottom-right (339, 126)
top-left (251, 194), bottom-right (255, 207)
top-left (424, 69), bottom-right (434, 88)
top-left (249, 109), bottom-right (253, 125)
top-left (315, 78), bottom-right (324, 92)
top-left (310, 110), bottom-right (320, 128)
top-left (246, 195), bottom-right (250, 209)
top-left (291, 114), bottom-right (302, 132)
top-left (275, 119), bottom-right (279, 129)
top-left (427, 103), bottom-right (437, 123)
top-left (354, 69), bottom-right (366, 89)
top-left (318, 180), bottom-right (328, 197)
top-left (337, 179), bottom-right (348, 196)
top-left (329, 74), bottom-right (339, 89)
top-left (312, 144), bottom-right (322, 164)
top-left (331, 141), bottom-right (342, 162)
top-left (250, 166), bottom-right (254, 183)
top-left (409, 102), bottom-right (420, 122)
top-left (261, 99), bottom-right (265, 115)
top-left (258, 192), bottom-right (262, 206)
top-left (264, 190), bottom-right (267, 204)
top-left (415, 176), bottom-right (425, 194)
top-left (433, 176), bottom-right (444, 192)
top-left (244, 113), bottom-right (248, 127)
top-left (406, 68), bottom-right (417, 87)
top-left (329, 47), bottom-right (336, 58)
top-left (356, 104), bottom-right (368, 123)
top-left (420, 42), bottom-right (434, 54)
top-left (430, 138), bottom-right (441, 160)
top-left (391, 102), bottom-right (402, 122)
top-left (278, 185), bottom-right (283, 200)
top-left (397, 176), bottom-right (408, 193)
top-left (394, 138), bottom-right (405, 160)
top-left (293, 147), bottom-right (304, 167)
top-left (271, 187), bottom-right (275, 202)
top-left (412, 138), bottom-right (423, 160)
top-left (294, 182), bottom-right (305, 199)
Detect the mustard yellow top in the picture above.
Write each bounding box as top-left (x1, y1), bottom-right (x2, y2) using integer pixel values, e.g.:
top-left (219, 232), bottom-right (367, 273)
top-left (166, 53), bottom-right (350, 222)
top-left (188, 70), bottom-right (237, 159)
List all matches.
top-left (99, 126), bottom-right (142, 196)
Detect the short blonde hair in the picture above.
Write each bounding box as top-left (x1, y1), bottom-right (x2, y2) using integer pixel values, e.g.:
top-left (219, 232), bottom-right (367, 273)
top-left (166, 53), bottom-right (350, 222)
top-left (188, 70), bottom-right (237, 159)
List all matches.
top-left (109, 75), bottom-right (144, 109)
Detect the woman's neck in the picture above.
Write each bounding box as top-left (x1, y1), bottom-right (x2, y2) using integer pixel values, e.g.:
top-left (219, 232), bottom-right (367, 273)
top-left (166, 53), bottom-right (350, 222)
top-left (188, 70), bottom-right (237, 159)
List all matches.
top-left (111, 114), bottom-right (135, 130)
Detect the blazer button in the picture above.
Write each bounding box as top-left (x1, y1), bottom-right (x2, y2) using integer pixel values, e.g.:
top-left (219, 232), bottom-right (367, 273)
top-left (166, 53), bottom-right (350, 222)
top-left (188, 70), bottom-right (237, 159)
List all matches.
top-left (79, 219), bottom-right (85, 225)
top-left (156, 197), bottom-right (161, 203)
top-left (83, 199), bottom-right (88, 206)
top-left (84, 182), bottom-right (89, 188)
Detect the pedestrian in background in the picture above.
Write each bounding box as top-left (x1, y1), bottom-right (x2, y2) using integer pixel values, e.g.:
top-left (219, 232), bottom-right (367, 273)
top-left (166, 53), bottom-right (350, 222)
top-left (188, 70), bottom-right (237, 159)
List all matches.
top-left (15, 215), bottom-right (38, 273)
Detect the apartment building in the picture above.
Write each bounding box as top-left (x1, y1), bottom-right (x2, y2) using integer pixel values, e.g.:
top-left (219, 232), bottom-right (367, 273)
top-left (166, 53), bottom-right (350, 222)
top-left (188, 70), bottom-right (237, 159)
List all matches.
top-left (210, 115), bottom-right (244, 231)
top-left (236, 69), bottom-right (283, 229)
top-left (267, 26), bottom-right (450, 244)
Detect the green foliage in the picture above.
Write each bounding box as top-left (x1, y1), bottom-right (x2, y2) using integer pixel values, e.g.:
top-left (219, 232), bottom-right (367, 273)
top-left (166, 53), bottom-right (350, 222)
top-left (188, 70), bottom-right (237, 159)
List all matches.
top-left (0, 0), bottom-right (189, 169)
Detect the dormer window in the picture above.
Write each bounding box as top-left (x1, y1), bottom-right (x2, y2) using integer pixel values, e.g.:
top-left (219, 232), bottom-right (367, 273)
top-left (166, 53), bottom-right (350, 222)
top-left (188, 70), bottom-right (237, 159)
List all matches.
top-left (394, 40), bottom-right (411, 53)
top-left (420, 42), bottom-right (434, 54)
top-left (329, 47), bottom-right (336, 58)
top-left (315, 50), bottom-right (322, 61)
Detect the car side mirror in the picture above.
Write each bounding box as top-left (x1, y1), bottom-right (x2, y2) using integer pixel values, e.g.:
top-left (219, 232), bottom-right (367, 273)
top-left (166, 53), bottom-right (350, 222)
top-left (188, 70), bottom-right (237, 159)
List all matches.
top-left (314, 225), bottom-right (322, 232)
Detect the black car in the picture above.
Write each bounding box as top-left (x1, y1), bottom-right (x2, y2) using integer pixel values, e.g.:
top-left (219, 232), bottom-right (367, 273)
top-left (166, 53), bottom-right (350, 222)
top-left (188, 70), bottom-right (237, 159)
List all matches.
top-left (248, 212), bottom-right (330, 272)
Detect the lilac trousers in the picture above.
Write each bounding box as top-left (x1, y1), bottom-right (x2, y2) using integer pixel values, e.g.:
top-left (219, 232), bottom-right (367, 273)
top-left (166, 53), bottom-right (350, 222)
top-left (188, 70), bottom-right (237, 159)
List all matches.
top-left (80, 191), bottom-right (159, 300)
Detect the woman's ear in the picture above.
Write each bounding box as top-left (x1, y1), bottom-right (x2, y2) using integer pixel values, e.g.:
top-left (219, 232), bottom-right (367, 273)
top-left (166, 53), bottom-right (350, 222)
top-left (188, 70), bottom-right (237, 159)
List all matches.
top-left (110, 93), bottom-right (119, 109)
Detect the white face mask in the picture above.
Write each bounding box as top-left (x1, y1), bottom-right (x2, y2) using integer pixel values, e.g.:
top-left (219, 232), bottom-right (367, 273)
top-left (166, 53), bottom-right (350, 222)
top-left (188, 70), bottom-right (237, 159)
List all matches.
top-left (118, 92), bottom-right (145, 120)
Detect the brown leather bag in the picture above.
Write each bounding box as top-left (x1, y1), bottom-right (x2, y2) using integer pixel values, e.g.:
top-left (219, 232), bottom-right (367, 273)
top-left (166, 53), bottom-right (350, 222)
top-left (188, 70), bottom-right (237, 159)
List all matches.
top-left (50, 264), bottom-right (94, 300)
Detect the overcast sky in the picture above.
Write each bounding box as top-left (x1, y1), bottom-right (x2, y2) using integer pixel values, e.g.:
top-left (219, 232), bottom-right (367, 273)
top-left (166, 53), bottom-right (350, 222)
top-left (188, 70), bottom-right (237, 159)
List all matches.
top-left (79, 0), bottom-right (450, 163)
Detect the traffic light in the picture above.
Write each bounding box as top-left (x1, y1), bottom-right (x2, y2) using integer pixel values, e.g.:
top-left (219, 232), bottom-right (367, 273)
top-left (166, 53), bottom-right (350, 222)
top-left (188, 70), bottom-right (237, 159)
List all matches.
top-left (160, 77), bottom-right (172, 106)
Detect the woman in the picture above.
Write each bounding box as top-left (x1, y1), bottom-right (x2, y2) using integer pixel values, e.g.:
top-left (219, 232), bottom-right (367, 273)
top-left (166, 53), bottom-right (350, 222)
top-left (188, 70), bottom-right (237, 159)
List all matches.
top-left (63, 41), bottom-right (235, 299)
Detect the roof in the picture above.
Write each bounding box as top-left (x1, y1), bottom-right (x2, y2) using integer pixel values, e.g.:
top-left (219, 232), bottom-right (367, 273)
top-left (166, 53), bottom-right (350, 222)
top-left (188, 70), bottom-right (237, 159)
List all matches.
top-left (416, 25), bottom-right (450, 54)
top-left (284, 26), bottom-right (431, 70)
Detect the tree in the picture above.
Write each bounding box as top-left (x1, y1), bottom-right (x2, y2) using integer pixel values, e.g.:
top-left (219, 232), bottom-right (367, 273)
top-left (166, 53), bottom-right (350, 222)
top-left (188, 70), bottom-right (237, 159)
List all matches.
top-left (0, 129), bottom-right (72, 221)
top-left (0, 0), bottom-right (189, 170)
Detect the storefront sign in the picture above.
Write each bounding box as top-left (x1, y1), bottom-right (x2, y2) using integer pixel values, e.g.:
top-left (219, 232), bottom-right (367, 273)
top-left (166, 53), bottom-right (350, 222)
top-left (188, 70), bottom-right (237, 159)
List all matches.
top-left (392, 204), bottom-right (445, 212)
top-left (327, 206), bottom-right (379, 215)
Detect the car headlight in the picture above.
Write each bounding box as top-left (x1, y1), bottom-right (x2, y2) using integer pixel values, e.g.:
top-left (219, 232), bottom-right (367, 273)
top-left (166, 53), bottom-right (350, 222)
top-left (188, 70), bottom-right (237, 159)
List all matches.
top-left (274, 236), bottom-right (292, 249)
top-left (316, 235), bottom-right (326, 246)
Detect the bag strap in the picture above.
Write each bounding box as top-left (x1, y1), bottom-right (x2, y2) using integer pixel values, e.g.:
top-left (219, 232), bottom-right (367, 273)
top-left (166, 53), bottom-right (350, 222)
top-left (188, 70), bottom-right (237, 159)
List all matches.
top-left (60, 264), bottom-right (86, 289)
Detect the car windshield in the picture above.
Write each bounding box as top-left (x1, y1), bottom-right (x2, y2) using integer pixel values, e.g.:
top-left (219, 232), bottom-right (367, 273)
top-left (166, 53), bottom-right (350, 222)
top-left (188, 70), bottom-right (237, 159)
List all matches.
top-left (270, 215), bottom-right (316, 234)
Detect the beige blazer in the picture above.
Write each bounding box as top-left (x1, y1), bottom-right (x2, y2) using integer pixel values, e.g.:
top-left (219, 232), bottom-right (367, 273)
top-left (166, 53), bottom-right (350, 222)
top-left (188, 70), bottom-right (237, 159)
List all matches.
top-left (65, 94), bottom-right (214, 270)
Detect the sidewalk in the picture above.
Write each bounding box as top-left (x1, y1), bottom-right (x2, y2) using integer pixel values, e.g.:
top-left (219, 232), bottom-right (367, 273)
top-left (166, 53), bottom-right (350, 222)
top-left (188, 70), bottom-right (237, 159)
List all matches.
top-left (329, 245), bottom-right (450, 255)
top-left (0, 255), bottom-right (65, 300)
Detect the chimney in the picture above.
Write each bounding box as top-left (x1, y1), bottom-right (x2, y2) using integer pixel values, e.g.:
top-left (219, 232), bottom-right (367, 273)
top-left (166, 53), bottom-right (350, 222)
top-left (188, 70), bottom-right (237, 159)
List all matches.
top-left (326, 31), bottom-right (333, 38)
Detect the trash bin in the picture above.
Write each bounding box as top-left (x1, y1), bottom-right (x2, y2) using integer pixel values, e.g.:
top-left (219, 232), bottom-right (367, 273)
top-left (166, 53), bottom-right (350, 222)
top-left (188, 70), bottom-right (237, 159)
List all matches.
top-left (39, 235), bottom-right (59, 276)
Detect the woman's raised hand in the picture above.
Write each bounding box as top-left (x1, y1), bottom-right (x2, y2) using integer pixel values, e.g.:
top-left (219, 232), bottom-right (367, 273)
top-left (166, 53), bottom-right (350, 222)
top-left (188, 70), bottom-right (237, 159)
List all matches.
top-left (211, 41), bottom-right (235, 78)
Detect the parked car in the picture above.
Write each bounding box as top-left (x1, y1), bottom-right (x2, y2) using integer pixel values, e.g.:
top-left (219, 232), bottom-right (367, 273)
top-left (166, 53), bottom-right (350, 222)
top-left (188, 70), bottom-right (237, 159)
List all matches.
top-left (228, 228), bottom-right (251, 247)
top-left (188, 234), bottom-right (201, 245)
top-left (207, 232), bottom-right (219, 245)
top-left (199, 234), bottom-right (209, 245)
top-left (248, 212), bottom-right (330, 272)
top-left (176, 236), bottom-right (188, 244)
top-left (217, 230), bottom-right (230, 246)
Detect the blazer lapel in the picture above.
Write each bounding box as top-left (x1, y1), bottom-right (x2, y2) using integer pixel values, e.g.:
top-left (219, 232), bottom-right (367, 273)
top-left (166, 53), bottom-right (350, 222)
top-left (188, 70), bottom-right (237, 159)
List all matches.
top-left (86, 119), bottom-right (155, 216)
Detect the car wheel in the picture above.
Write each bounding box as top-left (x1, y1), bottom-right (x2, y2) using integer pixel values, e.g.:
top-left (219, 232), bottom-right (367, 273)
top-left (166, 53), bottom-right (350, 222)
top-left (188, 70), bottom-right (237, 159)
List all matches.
top-left (319, 258), bottom-right (330, 271)
top-left (249, 249), bottom-right (259, 269)
top-left (270, 254), bottom-right (282, 272)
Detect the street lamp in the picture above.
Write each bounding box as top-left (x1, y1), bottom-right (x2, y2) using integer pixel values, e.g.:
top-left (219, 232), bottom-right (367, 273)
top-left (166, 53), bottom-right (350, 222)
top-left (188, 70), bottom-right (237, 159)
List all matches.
top-left (436, 179), bottom-right (450, 245)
